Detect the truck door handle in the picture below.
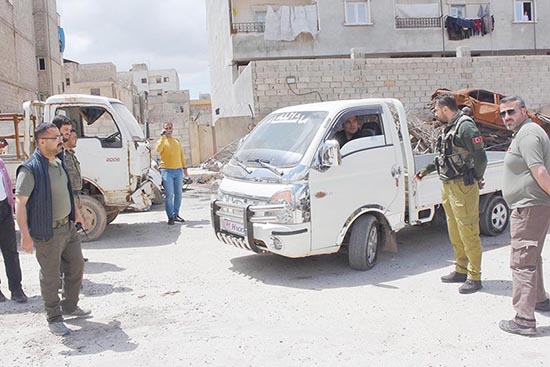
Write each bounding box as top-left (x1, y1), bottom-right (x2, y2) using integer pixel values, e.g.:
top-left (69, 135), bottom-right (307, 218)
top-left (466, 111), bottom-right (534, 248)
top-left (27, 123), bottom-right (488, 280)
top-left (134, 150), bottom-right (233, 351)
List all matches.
top-left (391, 165), bottom-right (402, 179)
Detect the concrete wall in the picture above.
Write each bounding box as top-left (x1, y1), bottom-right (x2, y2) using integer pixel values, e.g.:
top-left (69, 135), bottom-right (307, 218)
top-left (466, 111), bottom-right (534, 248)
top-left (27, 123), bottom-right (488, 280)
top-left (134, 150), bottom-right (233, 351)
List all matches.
top-left (251, 55), bottom-right (550, 120)
top-left (0, 0), bottom-right (39, 114)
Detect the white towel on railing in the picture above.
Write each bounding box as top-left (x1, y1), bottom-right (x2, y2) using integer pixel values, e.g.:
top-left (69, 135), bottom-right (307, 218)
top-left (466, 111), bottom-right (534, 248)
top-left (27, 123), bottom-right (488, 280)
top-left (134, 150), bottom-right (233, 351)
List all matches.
top-left (395, 4), bottom-right (440, 18)
top-left (265, 5), bottom-right (319, 41)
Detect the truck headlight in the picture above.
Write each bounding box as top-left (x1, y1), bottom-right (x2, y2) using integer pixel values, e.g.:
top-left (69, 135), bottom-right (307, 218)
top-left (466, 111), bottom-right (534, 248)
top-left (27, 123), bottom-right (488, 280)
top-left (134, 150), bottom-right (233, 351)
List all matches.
top-left (269, 184), bottom-right (310, 224)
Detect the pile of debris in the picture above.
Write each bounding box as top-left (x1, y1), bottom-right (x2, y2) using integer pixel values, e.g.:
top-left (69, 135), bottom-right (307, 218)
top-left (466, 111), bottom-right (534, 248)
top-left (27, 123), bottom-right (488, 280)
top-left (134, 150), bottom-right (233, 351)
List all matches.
top-left (407, 116), bottom-right (513, 154)
top-left (199, 139), bottom-right (240, 172)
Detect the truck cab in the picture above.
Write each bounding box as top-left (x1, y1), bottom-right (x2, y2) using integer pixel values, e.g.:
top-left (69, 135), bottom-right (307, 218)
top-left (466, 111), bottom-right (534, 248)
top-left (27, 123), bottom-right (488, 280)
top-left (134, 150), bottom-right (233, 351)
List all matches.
top-left (44, 94), bottom-right (155, 240)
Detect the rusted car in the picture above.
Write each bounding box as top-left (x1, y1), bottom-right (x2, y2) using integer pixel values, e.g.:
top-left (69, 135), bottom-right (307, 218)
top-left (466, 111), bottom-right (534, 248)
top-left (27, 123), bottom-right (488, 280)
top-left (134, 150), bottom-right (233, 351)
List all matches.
top-left (432, 88), bottom-right (550, 134)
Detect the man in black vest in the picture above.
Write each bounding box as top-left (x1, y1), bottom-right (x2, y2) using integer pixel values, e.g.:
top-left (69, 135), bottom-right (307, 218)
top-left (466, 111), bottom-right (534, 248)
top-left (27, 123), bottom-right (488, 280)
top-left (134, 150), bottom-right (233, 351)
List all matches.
top-left (15, 123), bottom-right (91, 336)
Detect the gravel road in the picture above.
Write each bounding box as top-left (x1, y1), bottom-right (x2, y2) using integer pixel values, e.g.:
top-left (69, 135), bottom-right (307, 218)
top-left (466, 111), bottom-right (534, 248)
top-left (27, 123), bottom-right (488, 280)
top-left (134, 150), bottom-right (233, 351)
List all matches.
top-left (1, 184), bottom-right (549, 366)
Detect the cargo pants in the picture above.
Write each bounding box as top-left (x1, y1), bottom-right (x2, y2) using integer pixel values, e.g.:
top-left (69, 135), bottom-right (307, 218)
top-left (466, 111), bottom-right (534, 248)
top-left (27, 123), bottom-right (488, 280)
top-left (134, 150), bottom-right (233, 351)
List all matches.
top-left (34, 222), bottom-right (84, 323)
top-left (510, 206), bottom-right (550, 328)
top-left (441, 178), bottom-right (482, 281)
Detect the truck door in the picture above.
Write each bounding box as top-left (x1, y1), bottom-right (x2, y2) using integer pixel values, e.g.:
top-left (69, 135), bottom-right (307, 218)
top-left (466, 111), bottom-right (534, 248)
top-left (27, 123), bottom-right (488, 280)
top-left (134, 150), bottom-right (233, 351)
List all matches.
top-left (308, 106), bottom-right (406, 251)
top-left (55, 105), bottom-right (128, 193)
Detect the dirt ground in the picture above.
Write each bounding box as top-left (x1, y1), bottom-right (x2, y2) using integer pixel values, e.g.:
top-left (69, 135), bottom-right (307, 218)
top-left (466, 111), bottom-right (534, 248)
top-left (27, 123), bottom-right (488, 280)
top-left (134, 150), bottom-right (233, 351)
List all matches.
top-left (1, 184), bottom-right (549, 366)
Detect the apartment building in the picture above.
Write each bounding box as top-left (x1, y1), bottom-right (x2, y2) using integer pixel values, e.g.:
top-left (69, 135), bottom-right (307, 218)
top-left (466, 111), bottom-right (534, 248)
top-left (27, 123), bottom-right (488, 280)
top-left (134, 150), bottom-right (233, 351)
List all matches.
top-left (33, 0), bottom-right (64, 100)
top-left (64, 61), bottom-right (141, 121)
top-left (206, 0), bottom-right (550, 145)
top-left (0, 0), bottom-right (63, 113)
top-left (119, 64), bottom-right (180, 96)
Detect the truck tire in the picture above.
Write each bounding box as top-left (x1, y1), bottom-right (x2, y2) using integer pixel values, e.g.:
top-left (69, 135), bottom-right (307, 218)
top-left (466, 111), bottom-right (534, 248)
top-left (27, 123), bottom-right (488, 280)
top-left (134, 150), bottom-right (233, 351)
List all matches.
top-left (480, 195), bottom-right (509, 236)
top-left (348, 214), bottom-right (379, 271)
top-left (79, 195), bottom-right (107, 242)
top-left (106, 209), bottom-right (119, 224)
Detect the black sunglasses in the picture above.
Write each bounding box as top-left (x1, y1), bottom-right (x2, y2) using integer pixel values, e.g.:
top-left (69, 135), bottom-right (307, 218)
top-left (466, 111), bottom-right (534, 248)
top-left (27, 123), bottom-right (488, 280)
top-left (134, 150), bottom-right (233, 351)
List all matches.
top-left (499, 108), bottom-right (517, 118)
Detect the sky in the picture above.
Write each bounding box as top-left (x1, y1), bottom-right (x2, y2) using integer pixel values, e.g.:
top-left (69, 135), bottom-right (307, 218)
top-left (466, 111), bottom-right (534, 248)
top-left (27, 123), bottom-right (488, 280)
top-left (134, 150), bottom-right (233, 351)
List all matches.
top-left (56, 0), bottom-right (211, 99)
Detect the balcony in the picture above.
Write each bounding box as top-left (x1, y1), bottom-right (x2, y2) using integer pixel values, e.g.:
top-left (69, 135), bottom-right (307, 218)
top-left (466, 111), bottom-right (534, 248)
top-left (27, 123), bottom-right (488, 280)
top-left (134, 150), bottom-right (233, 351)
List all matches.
top-left (395, 17), bottom-right (441, 29)
top-left (232, 22), bottom-right (265, 33)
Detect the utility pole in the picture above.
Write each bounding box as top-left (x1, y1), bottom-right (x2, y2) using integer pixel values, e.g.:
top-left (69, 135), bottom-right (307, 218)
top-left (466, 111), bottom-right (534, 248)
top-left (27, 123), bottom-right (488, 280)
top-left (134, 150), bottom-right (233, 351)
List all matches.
top-left (439, 0), bottom-right (446, 56)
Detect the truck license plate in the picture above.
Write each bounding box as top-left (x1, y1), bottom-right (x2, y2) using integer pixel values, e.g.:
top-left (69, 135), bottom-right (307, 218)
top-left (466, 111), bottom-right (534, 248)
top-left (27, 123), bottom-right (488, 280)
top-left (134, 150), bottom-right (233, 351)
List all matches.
top-left (222, 219), bottom-right (246, 237)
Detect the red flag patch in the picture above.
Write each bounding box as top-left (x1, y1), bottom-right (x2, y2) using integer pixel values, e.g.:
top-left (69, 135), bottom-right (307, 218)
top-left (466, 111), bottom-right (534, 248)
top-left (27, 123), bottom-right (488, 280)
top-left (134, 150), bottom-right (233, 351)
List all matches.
top-left (472, 136), bottom-right (483, 144)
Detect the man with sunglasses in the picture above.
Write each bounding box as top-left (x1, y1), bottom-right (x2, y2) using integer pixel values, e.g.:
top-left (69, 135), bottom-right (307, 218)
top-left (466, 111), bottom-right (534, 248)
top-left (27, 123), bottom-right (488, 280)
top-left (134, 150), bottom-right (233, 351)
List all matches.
top-left (15, 122), bottom-right (91, 336)
top-left (499, 96), bottom-right (550, 336)
top-left (416, 93), bottom-right (487, 294)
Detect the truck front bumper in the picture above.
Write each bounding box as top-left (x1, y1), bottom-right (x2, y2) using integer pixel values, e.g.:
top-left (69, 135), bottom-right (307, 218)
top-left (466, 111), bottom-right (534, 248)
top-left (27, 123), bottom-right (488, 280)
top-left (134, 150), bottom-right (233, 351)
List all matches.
top-left (211, 200), bottom-right (311, 258)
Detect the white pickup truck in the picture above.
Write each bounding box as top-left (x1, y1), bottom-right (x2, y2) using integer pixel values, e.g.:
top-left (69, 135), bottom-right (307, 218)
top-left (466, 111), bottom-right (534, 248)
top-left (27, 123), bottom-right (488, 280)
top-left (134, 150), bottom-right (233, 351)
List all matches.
top-left (211, 98), bottom-right (509, 270)
top-left (1, 94), bottom-right (162, 241)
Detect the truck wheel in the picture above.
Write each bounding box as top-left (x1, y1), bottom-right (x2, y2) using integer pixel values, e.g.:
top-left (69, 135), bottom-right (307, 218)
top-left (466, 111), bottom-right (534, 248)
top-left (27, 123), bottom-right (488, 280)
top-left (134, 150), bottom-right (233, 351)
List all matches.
top-left (349, 214), bottom-right (379, 271)
top-left (151, 186), bottom-right (164, 205)
top-left (480, 195), bottom-right (509, 236)
top-left (106, 209), bottom-right (119, 224)
top-left (79, 195), bottom-right (107, 242)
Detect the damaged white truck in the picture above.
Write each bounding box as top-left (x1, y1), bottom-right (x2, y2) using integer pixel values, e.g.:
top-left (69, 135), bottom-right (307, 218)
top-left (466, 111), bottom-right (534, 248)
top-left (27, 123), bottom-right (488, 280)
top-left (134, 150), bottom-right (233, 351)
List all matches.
top-left (211, 99), bottom-right (509, 270)
top-left (1, 94), bottom-right (161, 241)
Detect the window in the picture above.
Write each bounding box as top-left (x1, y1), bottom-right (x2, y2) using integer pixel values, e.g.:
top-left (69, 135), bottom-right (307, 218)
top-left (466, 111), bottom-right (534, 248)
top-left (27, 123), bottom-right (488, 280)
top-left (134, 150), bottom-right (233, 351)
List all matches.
top-left (65, 78), bottom-right (70, 86)
top-left (141, 78), bottom-right (147, 84)
top-left (345, 0), bottom-right (371, 25)
top-left (255, 10), bottom-right (267, 23)
top-left (156, 77), bottom-right (162, 83)
top-left (450, 5), bottom-right (466, 18)
top-left (515, 0), bottom-right (534, 21)
top-left (90, 88), bottom-right (100, 96)
top-left (163, 76), bottom-right (169, 82)
top-left (38, 58), bottom-right (46, 70)
top-left (56, 106), bottom-right (122, 148)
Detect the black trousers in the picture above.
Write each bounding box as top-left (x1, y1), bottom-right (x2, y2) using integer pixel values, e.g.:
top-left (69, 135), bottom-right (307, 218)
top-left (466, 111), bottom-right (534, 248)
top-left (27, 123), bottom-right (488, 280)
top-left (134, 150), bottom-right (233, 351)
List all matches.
top-left (0, 199), bottom-right (22, 292)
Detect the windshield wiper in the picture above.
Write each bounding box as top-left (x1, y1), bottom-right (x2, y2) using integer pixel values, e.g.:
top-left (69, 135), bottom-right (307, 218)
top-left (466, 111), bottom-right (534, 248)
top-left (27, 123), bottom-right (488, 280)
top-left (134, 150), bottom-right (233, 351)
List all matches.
top-left (233, 157), bottom-right (252, 174)
top-left (248, 159), bottom-right (283, 176)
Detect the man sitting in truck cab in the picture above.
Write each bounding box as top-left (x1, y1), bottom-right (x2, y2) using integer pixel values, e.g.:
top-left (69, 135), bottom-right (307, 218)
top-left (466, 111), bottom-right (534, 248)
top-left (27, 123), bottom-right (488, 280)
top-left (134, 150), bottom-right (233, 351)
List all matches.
top-left (334, 116), bottom-right (362, 148)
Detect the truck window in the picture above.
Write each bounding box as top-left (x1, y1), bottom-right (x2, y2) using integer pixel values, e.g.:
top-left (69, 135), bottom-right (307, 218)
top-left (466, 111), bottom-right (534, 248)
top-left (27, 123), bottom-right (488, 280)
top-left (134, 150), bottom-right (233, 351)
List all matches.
top-left (234, 111), bottom-right (328, 168)
top-left (331, 112), bottom-right (385, 150)
top-left (56, 106), bottom-right (122, 148)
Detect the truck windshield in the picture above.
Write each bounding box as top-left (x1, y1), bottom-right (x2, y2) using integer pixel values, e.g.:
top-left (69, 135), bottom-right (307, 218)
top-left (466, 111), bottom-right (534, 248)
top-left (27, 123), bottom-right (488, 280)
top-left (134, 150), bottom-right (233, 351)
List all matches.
top-left (234, 111), bottom-right (328, 168)
top-left (111, 102), bottom-right (145, 140)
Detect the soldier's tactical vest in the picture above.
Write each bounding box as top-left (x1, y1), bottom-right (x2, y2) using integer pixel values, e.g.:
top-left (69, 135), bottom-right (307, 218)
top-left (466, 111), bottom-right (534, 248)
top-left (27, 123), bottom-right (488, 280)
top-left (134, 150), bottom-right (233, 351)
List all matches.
top-left (435, 115), bottom-right (475, 181)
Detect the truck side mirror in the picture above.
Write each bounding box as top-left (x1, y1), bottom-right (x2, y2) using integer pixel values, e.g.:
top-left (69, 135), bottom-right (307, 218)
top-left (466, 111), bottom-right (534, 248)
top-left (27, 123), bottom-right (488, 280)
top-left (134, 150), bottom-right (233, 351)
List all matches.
top-left (319, 139), bottom-right (341, 168)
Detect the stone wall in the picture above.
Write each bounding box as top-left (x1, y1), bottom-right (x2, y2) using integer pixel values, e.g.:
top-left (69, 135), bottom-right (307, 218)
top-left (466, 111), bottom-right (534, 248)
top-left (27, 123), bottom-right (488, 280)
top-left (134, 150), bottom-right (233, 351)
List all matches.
top-left (251, 55), bottom-right (550, 120)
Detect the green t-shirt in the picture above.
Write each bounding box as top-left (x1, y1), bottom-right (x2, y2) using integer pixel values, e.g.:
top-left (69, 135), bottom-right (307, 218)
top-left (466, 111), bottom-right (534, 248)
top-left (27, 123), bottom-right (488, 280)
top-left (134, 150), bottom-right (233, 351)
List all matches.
top-left (16, 158), bottom-right (72, 221)
top-left (503, 120), bottom-right (550, 209)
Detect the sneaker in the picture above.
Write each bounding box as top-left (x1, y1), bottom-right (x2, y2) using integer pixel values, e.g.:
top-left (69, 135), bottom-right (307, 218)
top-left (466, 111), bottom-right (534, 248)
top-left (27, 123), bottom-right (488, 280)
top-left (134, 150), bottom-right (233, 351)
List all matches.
top-left (62, 306), bottom-right (92, 318)
top-left (535, 299), bottom-right (550, 312)
top-left (174, 216), bottom-right (185, 223)
top-left (168, 217), bottom-right (175, 225)
top-left (498, 319), bottom-right (536, 336)
top-left (459, 279), bottom-right (482, 294)
top-left (441, 271), bottom-right (467, 283)
top-left (11, 289), bottom-right (28, 303)
top-left (48, 321), bottom-right (71, 336)
top-left (0, 290), bottom-right (5, 302)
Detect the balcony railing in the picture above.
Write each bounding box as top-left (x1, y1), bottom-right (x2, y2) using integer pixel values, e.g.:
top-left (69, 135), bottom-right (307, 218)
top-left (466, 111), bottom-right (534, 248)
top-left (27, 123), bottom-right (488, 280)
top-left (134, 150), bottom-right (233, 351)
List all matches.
top-left (395, 17), bottom-right (441, 29)
top-left (232, 22), bottom-right (266, 34)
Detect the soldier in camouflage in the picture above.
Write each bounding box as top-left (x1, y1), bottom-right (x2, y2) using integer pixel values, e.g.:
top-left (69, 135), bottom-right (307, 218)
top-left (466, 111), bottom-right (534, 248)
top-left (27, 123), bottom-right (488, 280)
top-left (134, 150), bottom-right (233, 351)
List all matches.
top-left (416, 93), bottom-right (487, 294)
